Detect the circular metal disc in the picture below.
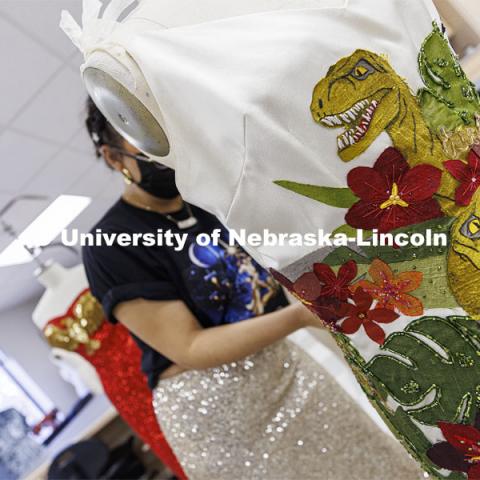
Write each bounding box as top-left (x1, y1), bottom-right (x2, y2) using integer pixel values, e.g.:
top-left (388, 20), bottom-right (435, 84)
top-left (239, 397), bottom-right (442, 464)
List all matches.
top-left (84, 67), bottom-right (170, 157)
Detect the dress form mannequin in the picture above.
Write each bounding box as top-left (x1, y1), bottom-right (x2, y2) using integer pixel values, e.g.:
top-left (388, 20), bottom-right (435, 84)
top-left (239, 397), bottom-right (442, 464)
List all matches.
top-left (32, 262), bottom-right (103, 395)
top-left (33, 262), bottom-right (187, 479)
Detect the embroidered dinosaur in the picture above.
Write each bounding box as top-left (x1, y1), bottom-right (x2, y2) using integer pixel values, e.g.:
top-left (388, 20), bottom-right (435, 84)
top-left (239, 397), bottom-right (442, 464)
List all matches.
top-left (310, 49), bottom-right (458, 214)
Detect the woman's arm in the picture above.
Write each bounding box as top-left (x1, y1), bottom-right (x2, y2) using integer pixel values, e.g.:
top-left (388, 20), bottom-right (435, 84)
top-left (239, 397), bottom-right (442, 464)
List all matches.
top-left (114, 299), bottom-right (322, 370)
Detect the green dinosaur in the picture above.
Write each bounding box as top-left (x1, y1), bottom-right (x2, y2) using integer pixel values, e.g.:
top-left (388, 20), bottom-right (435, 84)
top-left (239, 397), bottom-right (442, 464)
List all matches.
top-left (310, 49), bottom-right (458, 212)
top-left (418, 22), bottom-right (480, 137)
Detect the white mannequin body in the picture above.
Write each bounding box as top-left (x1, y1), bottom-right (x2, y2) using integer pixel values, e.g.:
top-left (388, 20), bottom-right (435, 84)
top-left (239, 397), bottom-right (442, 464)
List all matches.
top-left (33, 262), bottom-right (104, 395)
top-left (78, 0), bottom-right (335, 168)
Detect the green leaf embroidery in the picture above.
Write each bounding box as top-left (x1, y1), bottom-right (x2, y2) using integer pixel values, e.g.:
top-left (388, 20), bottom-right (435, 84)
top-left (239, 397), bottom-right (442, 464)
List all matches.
top-left (418, 21), bottom-right (480, 134)
top-left (274, 181), bottom-right (358, 208)
top-left (334, 331), bottom-right (468, 479)
top-left (367, 316), bottom-right (480, 427)
top-left (332, 224), bottom-right (370, 237)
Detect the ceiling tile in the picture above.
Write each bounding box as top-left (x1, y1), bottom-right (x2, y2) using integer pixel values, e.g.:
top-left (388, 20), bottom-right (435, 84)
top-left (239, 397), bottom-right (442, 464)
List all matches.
top-left (69, 124), bottom-right (95, 155)
top-left (0, 1), bottom-right (82, 60)
top-left (20, 149), bottom-right (93, 198)
top-left (12, 66), bottom-right (88, 144)
top-left (0, 16), bottom-right (62, 124)
top-left (0, 192), bottom-right (13, 209)
top-left (69, 51), bottom-right (84, 72)
top-left (66, 154), bottom-right (118, 198)
top-left (0, 130), bottom-right (59, 193)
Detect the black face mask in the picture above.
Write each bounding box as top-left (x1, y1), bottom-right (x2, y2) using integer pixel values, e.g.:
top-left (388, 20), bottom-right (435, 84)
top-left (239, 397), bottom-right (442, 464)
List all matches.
top-left (136, 160), bottom-right (180, 199)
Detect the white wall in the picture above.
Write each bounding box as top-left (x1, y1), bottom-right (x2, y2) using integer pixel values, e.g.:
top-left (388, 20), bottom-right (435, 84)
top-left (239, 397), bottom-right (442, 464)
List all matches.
top-left (0, 297), bottom-right (78, 413)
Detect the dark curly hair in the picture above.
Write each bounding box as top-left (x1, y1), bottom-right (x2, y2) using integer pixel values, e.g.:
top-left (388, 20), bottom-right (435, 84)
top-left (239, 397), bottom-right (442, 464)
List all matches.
top-left (85, 97), bottom-right (123, 161)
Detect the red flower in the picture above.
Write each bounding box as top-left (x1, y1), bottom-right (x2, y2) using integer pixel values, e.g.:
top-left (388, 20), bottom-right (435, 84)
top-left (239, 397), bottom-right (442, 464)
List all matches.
top-left (269, 268), bottom-right (349, 328)
top-left (427, 413), bottom-right (480, 479)
top-left (291, 271), bottom-right (323, 302)
top-left (271, 261), bottom-right (357, 303)
top-left (444, 145), bottom-right (480, 206)
top-left (313, 260), bottom-right (357, 301)
top-left (340, 287), bottom-right (399, 345)
top-left (346, 147), bottom-right (443, 233)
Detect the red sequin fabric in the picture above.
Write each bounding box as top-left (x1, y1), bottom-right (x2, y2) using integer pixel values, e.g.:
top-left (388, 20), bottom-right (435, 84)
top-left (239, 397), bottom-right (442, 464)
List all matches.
top-left (43, 289), bottom-right (186, 480)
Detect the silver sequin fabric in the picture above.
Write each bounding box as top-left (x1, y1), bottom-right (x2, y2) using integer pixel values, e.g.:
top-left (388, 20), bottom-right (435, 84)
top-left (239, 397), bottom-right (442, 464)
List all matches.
top-left (153, 340), bottom-right (425, 480)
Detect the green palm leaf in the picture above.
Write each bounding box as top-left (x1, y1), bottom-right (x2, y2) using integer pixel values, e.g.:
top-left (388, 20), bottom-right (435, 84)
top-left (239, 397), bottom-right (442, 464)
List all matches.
top-left (274, 181), bottom-right (358, 208)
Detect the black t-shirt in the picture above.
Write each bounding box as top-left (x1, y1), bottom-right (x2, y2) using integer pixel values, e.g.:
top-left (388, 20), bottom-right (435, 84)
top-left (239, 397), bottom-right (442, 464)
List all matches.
top-left (82, 199), bottom-right (288, 389)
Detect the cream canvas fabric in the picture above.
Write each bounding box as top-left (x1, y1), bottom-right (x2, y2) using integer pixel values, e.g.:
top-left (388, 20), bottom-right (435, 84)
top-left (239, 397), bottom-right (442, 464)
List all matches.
top-left (62, 0), bottom-right (440, 269)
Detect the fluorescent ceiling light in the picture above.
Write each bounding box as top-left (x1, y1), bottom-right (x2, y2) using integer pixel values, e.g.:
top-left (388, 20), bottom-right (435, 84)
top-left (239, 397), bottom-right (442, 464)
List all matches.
top-left (0, 195), bottom-right (91, 268)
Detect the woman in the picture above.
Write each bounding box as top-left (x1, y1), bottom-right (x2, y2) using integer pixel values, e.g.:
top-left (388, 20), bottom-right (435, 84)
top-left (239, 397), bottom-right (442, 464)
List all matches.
top-left (82, 99), bottom-right (423, 480)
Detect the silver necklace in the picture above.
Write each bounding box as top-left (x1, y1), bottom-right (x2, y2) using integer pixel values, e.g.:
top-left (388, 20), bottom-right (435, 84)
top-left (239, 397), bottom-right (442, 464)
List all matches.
top-left (125, 198), bottom-right (198, 230)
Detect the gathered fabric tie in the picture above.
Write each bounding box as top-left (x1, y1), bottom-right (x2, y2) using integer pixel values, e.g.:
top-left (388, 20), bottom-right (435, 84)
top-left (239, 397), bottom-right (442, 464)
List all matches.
top-left (60, 0), bottom-right (136, 57)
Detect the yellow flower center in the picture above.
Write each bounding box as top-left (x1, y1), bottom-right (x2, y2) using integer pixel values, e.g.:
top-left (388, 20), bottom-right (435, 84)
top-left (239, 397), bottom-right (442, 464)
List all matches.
top-left (380, 183), bottom-right (409, 210)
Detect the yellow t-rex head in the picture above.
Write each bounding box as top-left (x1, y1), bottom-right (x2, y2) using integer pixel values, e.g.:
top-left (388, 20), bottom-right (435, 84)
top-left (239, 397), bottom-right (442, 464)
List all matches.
top-left (311, 49), bottom-right (411, 162)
